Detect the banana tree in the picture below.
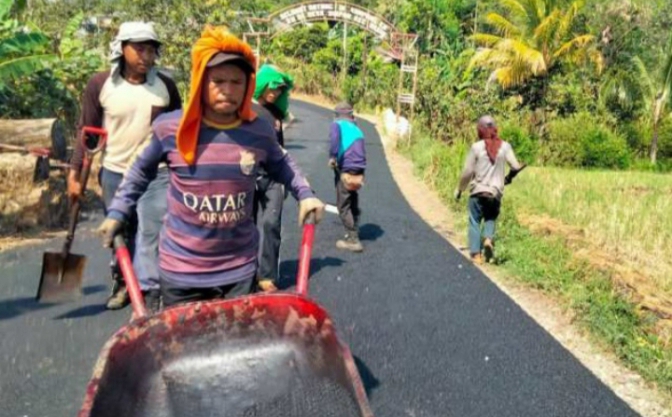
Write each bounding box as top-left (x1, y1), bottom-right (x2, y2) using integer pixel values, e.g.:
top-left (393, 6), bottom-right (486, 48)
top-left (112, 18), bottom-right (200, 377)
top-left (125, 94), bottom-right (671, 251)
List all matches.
top-left (0, 0), bottom-right (55, 86)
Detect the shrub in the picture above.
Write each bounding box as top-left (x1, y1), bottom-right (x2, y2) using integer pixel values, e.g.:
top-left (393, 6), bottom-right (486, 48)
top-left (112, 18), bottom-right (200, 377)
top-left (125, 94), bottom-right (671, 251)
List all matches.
top-left (580, 128), bottom-right (631, 169)
top-left (500, 122), bottom-right (538, 164)
top-left (544, 112), bottom-right (631, 169)
top-left (542, 113), bottom-right (589, 167)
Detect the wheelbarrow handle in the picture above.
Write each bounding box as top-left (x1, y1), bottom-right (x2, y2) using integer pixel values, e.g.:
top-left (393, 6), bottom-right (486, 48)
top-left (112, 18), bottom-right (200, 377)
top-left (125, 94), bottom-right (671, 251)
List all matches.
top-left (296, 212), bottom-right (316, 297)
top-left (113, 235), bottom-right (149, 319)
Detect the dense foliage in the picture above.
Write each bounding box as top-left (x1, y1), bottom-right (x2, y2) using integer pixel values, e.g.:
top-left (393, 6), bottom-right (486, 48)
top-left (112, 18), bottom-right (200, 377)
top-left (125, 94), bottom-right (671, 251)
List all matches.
top-left (1, 0), bottom-right (671, 169)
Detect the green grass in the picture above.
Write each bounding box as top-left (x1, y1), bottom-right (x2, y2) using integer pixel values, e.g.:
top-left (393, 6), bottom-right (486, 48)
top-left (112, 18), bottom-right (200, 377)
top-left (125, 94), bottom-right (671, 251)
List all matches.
top-left (399, 129), bottom-right (672, 394)
top-left (508, 167), bottom-right (672, 292)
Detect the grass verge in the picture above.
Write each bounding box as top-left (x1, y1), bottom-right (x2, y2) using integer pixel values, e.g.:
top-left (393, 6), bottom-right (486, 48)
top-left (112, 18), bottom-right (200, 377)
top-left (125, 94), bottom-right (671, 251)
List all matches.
top-left (398, 128), bottom-right (672, 394)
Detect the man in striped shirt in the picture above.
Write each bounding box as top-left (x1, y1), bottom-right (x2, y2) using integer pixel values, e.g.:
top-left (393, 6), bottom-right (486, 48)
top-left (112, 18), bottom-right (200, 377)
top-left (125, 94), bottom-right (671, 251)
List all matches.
top-left (98, 27), bottom-right (324, 306)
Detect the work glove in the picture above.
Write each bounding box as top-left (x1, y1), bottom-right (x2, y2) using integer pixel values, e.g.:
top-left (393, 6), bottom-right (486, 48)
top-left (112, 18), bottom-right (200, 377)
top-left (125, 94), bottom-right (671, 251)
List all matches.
top-left (97, 218), bottom-right (123, 248)
top-left (504, 163), bottom-right (527, 185)
top-left (454, 189), bottom-right (462, 201)
top-left (298, 197), bottom-right (325, 226)
top-left (328, 158), bottom-right (337, 169)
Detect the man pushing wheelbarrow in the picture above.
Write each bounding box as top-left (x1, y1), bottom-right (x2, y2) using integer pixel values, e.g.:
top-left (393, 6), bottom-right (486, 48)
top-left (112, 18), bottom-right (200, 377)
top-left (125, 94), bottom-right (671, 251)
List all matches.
top-left (80, 27), bottom-right (375, 417)
top-left (97, 26), bottom-right (325, 307)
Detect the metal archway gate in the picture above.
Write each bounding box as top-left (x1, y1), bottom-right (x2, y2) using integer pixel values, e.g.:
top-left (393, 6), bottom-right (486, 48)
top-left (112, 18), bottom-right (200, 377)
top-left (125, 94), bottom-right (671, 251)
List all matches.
top-left (242, 1), bottom-right (419, 123)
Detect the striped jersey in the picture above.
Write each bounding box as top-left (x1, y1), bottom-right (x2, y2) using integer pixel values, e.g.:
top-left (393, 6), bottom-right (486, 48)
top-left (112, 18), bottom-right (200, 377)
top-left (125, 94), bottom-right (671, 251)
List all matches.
top-left (108, 109), bottom-right (313, 288)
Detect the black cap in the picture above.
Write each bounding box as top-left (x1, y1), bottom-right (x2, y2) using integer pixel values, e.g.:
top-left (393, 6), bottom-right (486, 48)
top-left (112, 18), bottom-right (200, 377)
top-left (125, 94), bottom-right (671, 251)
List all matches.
top-left (206, 52), bottom-right (255, 73)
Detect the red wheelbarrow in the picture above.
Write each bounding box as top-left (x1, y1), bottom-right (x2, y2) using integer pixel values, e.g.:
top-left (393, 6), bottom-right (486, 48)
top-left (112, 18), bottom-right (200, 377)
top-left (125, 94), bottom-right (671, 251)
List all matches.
top-left (78, 216), bottom-right (373, 417)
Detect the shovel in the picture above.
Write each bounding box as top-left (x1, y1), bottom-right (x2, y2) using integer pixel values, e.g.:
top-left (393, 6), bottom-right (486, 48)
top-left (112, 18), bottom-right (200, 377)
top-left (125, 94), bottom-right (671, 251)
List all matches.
top-left (37, 127), bottom-right (107, 303)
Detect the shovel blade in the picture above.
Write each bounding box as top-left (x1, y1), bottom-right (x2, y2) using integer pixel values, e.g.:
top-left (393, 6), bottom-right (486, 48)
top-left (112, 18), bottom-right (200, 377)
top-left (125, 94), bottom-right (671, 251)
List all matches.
top-left (37, 252), bottom-right (86, 303)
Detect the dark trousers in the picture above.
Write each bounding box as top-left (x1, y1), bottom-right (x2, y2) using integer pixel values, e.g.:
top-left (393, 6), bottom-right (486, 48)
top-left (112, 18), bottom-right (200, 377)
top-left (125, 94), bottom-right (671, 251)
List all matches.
top-left (253, 175), bottom-right (285, 282)
top-left (134, 167), bottom-right (169, 292)
top-left (160, 277), bottom-right (254, 307)
top-left (468, 193), bottom-right (501, 255)
top-left (334, 170), bottom-right (360, 234)
top-left (100, 168), bottom-right (137, 283)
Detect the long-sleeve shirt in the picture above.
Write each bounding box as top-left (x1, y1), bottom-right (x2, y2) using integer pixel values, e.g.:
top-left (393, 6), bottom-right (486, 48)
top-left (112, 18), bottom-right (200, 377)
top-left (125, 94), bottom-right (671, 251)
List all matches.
top-left (70, 70), bottom-right (182, 174)
top-left (252, 101), bottom-right (284, 178)
top-left (329, 119), bottom-right (366, 173)
top-left (458, 140), bottom-right (521, 200)
top-left (107, 110), bottom-right (314, 288)
top-left (259, 102), bottom-right (285, 147)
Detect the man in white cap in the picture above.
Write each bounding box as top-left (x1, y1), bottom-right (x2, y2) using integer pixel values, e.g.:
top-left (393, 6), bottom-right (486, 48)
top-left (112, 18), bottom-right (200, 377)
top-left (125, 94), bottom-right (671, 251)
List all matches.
top-left (67, 22), bottom-right (182, 310)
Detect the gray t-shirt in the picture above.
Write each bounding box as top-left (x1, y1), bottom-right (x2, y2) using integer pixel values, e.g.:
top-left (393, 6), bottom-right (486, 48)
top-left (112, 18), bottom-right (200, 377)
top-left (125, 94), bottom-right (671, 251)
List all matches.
top-left (458, 140), bottom-right (521, 199)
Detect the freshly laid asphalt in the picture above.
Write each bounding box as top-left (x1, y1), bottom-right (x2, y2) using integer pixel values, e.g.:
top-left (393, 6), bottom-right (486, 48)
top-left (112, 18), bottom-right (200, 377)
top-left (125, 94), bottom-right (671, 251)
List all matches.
top-left (0, 100), bottom-right (639, 417)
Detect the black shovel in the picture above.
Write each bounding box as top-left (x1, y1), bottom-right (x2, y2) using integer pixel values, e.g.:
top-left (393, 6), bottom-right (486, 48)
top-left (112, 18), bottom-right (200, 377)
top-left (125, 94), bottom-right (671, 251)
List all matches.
top-left (37, 127), bottom-right (107, 303)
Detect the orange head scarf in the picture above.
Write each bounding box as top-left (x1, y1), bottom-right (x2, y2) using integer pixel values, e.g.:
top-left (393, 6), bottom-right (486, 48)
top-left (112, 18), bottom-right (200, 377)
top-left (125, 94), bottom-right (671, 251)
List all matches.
top-left (177, 25), bottom-right (258, 165)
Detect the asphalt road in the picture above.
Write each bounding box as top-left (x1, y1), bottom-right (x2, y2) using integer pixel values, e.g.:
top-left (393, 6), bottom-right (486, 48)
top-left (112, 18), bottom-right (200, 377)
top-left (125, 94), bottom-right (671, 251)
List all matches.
top-left (0, 100), bottom-right (640, 417)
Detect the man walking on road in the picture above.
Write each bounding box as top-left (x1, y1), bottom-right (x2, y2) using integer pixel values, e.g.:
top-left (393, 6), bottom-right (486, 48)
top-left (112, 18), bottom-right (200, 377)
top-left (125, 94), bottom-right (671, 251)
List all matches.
top-left (455, 115), bottom-right (525, 264)
top-left (252, 64), bottom-right (294, 292)
top-left (67, 22), bottom-right (182, 310)
top-left (328, 102), bottom-right (366, 253)
top-left (97, 26), bottom-right (324, 307)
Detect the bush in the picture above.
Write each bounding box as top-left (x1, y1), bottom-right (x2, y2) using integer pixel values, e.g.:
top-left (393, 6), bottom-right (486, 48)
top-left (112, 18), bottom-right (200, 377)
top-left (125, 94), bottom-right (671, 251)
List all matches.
top-left (500, 122), bottom-right (538, 164)
top-left (657, 119), bottom-right (672, 160)
top-left (347, 56), bottom-right (398, 110)
top-left (269, 55), bottom-right (341, 99)
top-left (542, 113), bottom-right (589, 166)
top-left (544, 112), bottom-right (631, 169)
top-left (619, 121), bottom-right (651, 158)
top-left (630, 159), bottom-right (672, 173)
top-left (580, 128), bottom-right (631, 169)
top-left (269, 24), bottom-right (329, 62)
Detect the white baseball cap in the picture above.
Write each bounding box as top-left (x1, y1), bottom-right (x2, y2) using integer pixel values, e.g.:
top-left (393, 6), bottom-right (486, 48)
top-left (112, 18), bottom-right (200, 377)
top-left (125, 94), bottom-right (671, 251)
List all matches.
top-left (116, 21), bottom-right (161, 45)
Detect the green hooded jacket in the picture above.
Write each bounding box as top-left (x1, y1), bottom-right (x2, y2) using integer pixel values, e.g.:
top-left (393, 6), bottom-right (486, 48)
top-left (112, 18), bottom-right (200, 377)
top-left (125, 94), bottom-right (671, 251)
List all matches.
top-left (253, 64), bottom-right (294, 119)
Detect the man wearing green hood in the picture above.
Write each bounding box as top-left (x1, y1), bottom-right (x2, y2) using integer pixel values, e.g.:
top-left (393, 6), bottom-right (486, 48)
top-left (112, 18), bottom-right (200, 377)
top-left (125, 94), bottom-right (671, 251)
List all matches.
top-left (252, 64), bottom-right (294, 292)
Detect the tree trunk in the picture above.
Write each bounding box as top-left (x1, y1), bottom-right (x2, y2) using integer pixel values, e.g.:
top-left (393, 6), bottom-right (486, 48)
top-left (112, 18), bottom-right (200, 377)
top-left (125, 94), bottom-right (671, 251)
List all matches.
top-left (0, 118), bottom-right (67, 161)
top-left (651, 121), bottom-right (659, 165)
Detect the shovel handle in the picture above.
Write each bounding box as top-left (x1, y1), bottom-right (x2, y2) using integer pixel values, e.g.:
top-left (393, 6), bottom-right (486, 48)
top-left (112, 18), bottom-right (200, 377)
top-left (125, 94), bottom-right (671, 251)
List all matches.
top-left (63, 148), bottom-right (93, 248)
top-left (65, 127), bottom-right (106, 244)
top-left (113, 235), bottom-right (149, 319)
top-left (81, 127), bottom-right (108, 155)
top-left (296, 212), bottom-right (316, 297)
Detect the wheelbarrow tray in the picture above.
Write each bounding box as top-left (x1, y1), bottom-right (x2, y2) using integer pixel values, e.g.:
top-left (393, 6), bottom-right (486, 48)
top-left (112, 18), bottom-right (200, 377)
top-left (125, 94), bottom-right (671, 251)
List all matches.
top-left (78, 293), bottom-right (372, 417)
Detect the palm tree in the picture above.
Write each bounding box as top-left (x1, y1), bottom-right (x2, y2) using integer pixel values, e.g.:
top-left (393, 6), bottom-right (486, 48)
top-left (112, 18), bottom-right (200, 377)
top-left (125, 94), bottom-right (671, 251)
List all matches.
top-left (0, 0), bottom-right (55, 86)
top-left (468, 0), bottom-right (603, 89)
